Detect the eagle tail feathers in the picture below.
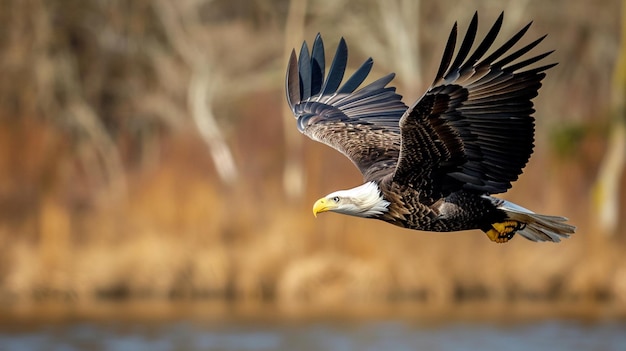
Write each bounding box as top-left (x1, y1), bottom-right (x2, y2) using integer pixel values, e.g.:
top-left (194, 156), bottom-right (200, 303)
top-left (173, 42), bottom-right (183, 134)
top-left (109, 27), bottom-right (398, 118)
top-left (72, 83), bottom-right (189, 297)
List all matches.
top-left (494, 199), bottom-right (575, 243)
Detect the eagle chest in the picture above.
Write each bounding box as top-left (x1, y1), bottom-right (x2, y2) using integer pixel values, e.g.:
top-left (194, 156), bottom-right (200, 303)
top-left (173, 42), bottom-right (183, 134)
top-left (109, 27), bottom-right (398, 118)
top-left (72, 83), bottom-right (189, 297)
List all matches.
top-left (379, 183), bottom-right (435, 229)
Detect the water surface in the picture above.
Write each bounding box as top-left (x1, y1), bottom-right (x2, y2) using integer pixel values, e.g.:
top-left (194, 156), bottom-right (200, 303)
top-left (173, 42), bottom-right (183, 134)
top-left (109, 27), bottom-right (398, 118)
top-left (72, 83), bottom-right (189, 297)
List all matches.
top-left (1, 318), bottom-right (625, 351)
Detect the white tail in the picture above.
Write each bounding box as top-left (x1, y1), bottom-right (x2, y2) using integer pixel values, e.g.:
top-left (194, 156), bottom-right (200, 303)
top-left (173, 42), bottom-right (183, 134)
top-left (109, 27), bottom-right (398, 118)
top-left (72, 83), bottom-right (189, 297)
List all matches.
top-left (485, 197), bottom-right (576, 242)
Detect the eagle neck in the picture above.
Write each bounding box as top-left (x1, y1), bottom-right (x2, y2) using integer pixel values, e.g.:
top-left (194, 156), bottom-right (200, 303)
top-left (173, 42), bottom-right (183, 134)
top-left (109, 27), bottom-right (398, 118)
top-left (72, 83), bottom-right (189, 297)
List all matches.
top-left (348, 181), bottom-right (390, 217)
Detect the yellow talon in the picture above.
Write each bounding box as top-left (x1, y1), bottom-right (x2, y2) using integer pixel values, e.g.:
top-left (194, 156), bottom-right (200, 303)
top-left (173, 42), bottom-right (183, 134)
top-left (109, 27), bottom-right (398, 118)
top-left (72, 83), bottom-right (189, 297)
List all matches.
top-left (485, 220), bottom-right (523, 243)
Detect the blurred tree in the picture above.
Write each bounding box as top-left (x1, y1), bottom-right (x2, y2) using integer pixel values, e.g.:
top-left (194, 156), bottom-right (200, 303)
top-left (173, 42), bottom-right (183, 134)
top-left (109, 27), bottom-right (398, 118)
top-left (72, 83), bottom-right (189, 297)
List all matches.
top-left (282, 0), bottom-right (308, 199)
top-left (28, 0), bottom-right (128, 203)
top-left (154, 0), bottom-right (238, 185)
top-left (592, 0), bottom-right (626, 236)
top-left (340, 0), bottom-right (422, 95)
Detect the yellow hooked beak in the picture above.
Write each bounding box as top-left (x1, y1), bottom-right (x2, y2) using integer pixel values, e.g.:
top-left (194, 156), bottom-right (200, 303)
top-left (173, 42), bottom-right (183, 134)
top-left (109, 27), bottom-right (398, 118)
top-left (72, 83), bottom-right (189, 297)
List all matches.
top-left (312, 197), bottom-right (338, 217)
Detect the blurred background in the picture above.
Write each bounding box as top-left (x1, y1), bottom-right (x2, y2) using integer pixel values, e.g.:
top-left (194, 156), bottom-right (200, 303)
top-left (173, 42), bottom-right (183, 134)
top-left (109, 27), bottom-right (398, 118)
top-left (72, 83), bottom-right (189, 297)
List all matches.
top-left (1, 0), bottom-right (626, 349)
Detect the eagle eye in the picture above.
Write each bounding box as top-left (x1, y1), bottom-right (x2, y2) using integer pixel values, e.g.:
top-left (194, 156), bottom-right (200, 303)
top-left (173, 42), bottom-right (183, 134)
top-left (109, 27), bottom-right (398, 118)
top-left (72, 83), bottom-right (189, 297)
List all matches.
top-left (332, 196), bottom-right (340, 203)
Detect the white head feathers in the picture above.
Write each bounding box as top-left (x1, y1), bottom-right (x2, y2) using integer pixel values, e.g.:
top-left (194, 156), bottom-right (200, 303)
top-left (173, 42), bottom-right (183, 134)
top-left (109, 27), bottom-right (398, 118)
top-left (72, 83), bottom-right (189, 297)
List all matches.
top-left (326, 181), bottom-right (390, 217)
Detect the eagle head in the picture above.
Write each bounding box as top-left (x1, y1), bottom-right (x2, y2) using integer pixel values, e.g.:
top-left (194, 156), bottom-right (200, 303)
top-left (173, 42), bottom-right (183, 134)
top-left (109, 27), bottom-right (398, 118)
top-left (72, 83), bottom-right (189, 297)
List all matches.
top-left (312, 182), bottom-right (390, 218)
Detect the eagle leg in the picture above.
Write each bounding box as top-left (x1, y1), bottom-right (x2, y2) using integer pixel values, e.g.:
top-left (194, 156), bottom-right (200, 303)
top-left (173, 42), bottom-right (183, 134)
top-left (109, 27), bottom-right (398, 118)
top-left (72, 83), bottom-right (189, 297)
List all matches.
top-left (484, 220), bottom-right (525, 243)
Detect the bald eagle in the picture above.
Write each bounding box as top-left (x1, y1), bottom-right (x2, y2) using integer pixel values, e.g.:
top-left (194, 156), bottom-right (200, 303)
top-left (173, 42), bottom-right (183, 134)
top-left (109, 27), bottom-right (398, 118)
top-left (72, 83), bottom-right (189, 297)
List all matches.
top-left (285, 12), bottom-right (575, 243)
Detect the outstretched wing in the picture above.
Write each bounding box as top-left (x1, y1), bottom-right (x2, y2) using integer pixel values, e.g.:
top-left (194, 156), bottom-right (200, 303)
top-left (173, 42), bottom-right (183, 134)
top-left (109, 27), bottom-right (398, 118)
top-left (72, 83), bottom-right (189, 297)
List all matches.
top-left (393, 12), bottom-right (556, 201)
top-left (286, 34), bottom-right (408, 180)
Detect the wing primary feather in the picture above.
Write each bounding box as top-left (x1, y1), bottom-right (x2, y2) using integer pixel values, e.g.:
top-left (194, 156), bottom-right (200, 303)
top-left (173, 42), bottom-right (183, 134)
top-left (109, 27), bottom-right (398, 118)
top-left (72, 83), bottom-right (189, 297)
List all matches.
top-left (504, 50), bottom-right (554, 72)
top-left (444, 12), bottom-right (478, 80)
top-left (337, 58), bottom-right (374, 94)
top-left (336, 88), bottom-right (399, 109)
top-left (286, 50), bottom-right (301, 107)
top-left (459, 12), bottom-right (503, 72)
top-left (434, 22), bottom-right (458, 83)
top-left (298, 41), bottom-right (312, 100)
top-left (310, 34), bottom-right (326, 96)
top-left (493, 34), bottom-right (547, 68)
top-left (520, 62), bottom-right (558, 75)
top-left (360, 73), bottom-right (396, 92)
top-left (479, 21), bottom-right (532, 67)
top-left (320, 38), bottom-right (348, 95)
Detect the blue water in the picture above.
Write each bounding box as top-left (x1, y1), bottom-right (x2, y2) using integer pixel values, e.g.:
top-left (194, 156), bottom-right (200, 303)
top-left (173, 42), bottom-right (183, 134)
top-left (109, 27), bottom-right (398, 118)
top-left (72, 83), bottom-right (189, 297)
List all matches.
top-left (0, 319), bottom-right (625, 351)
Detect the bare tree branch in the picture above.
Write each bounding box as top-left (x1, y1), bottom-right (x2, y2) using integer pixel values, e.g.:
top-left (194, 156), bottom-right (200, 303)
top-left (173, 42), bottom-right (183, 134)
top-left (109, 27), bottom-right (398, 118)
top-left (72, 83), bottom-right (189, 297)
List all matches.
top-left (154, 0), bottom-right (239, 185)
top-left (189, 67), bottom-right (238, 182)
